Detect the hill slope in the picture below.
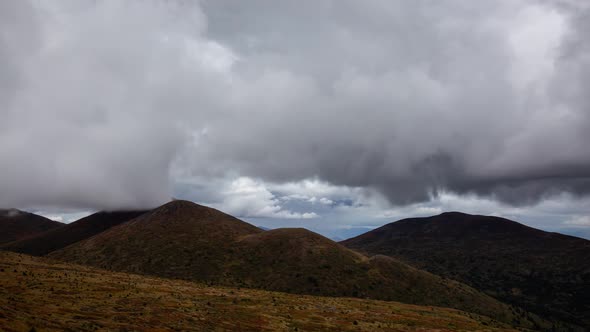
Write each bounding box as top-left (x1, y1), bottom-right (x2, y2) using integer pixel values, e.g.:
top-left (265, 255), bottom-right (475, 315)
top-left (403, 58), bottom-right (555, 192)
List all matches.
top-left (0, 209), bottom-right (63, 245)
top-left (1, 210), bottom-right (148, 256)
top-left (0, 251), bottom-right (519, 332)
top-left (49, 201), bottom-right (547, 329)
top-left (341, 212), bottom-right (590, 329)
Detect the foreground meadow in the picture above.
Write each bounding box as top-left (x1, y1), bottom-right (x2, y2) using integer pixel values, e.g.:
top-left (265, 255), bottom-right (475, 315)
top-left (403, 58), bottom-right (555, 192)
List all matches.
top-left (0, 252), bottom-right (516, 331)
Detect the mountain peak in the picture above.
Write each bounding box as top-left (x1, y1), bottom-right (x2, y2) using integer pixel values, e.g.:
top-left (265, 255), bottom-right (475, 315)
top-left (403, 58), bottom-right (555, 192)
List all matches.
top-left (437, 211), bottom-right (470, 218)
top-left (162, 199), bottom-right (200, 208)
top-left (149, 200), bottom-right (219, 218)
top-left (384, 212), bottom-right (538, 237)
top-left (342, 213), bottom-right (590, 327)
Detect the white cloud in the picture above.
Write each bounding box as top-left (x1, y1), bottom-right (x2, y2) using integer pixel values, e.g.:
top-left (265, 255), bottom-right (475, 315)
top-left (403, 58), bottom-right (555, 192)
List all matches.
top-left (564, 215), bottom-right (590, 227)
top-left (319, 197), bottom-right (334, 205)
top-left (45, 215), bottom-right (64, 222)
top-left (269, 178), bottom-right (363, 199)
top-left (507, 3), bottom-right (567, 91)
top-left (279, 194), bottom-right (334, 206)
top-left (192, 177), bottom-right (318, 219)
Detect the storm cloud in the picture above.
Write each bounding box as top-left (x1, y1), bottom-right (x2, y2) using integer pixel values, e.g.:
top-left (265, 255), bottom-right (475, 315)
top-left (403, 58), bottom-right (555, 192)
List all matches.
top-left (1, 0), bottom-right (589, 211)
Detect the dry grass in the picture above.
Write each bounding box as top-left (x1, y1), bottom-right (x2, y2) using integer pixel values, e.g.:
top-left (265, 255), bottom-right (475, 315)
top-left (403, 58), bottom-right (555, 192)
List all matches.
top-left (0, 252), bottom-right (516, 332)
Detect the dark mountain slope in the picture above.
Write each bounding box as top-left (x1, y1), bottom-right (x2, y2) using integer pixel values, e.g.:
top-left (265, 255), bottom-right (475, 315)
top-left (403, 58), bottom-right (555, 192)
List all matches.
top-left (49, 201), bottom-right (547, 329)
top-left (0, 209), bottom-right (63, 245)
top-left (1, 210), bottom-right (148, 256)
top-left (341, 212), bottom-right (590, 329)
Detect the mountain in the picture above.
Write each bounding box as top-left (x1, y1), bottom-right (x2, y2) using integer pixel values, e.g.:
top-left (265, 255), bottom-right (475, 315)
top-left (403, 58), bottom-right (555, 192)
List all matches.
top-left (1, 210), bottom-right (148, 256)
top-left (341, 212), bottom-right (590, 329)
top-left (0, 209), bottom-right (63, 245)
top-left (0, 251), bottom-right (520, 331)
top-left (49, 200), bottom-right (547, 329)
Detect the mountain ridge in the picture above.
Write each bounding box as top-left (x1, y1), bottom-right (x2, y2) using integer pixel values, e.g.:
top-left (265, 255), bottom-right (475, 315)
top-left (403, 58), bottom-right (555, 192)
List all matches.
top-left (0, 209), bottom-right (64, 245)
top-left (48, 200), bottom-right (547, 329)
top-left (1, 210), bottom-right (149, 256)
top-left (341, 212), bottom-right (590, 329)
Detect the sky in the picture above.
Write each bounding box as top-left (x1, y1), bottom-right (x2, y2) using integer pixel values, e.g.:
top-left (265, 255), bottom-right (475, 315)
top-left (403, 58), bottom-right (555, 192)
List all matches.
top-left (1, 0), bottom-right (589, 240)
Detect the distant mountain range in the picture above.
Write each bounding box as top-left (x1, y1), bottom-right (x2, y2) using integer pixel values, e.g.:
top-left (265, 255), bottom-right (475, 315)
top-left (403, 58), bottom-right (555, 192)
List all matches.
top-left (342, 212), bottom-right (590, 330)
top-left (1, 210), bottom-right (148, 256)
top-left (0, 209), bottom-right (63, 245)
top-left (1, 203), bottom-right (588, 330)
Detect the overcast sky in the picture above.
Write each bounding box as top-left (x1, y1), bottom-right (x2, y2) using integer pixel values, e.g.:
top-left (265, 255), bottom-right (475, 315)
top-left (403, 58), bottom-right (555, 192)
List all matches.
top-left (1, 0), bottom-right (589, 239)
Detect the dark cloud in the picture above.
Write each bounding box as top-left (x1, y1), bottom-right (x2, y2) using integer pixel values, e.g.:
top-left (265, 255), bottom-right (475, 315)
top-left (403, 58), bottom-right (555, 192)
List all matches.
top-left (1, 0), bottom-right (589, 210)
top-left (189, 0), bottom-right (590, 205)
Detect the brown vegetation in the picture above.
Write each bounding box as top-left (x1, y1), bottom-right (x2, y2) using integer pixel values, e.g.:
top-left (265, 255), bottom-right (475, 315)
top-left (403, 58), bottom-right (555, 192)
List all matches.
top-left (0, 251), bottom-right (519, 331)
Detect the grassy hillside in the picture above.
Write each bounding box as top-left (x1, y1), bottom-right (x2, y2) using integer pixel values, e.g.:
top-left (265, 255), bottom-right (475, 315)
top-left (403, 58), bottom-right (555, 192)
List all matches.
top-left (0, 209), bottom-right (63, 245)
top-left (342, 212), bottom-right (590, 330)
top-left (1, 210), bottom-right (148, 256)
top-left (0, 251), bottom-right (521, 331)
top-left (48, 201), bottom-right (547, 329)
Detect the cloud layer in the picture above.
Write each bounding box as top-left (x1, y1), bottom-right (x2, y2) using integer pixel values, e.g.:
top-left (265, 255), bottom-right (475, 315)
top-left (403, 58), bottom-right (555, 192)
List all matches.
top-left (1, 0), bottom-right (589, 213)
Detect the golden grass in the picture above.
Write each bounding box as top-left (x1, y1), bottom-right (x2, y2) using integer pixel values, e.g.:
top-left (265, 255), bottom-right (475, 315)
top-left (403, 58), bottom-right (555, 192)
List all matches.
top-left (0, 251), bottom-right (517, 331)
